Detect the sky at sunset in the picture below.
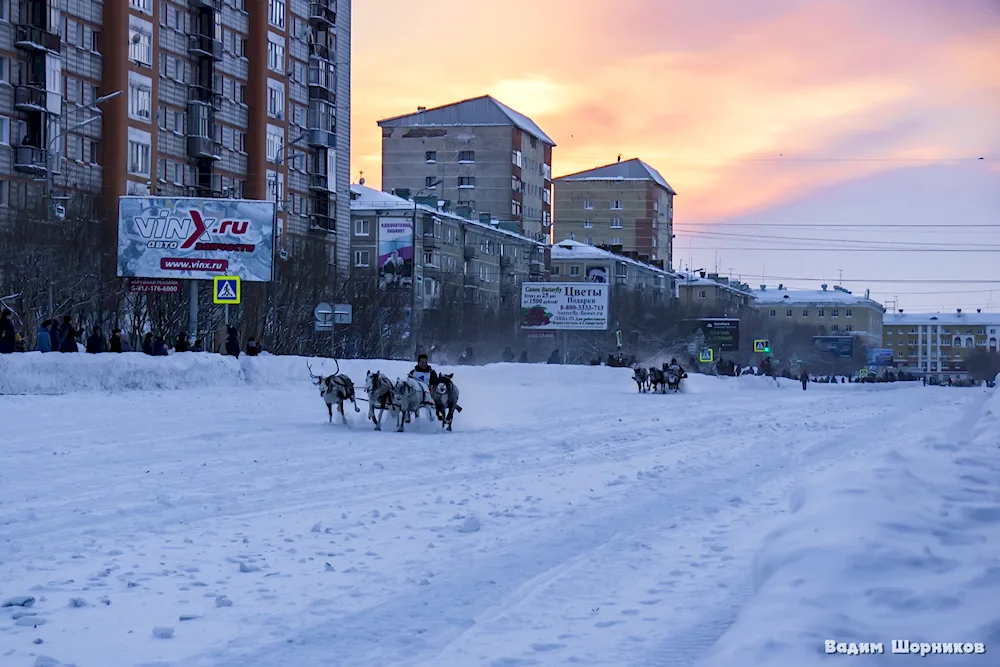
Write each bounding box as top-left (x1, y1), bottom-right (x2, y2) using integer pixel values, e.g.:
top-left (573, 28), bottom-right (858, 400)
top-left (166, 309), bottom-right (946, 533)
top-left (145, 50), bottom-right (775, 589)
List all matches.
top-left (350, 0), bottom-right (1000, 313)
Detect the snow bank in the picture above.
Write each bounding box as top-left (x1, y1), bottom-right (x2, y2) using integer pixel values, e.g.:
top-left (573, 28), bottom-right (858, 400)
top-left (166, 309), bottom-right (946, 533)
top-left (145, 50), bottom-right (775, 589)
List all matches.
top-left (701, 385), bottom-right (1000, 666)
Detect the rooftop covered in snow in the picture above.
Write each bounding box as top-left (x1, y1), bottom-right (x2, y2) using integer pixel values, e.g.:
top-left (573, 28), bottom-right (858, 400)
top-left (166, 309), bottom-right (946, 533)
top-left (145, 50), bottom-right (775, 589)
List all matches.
top-left (884, 311), bottom-right (1000, 326)
top-left (349, 184), bottom-right (545, 247)
top-left (675, 272), bottom-right (753, 297)
top-left (554, 158), bottom-right (676, 195)
top-left (752, 285), bottom-right (885, 310)
top-left (377, 95), bottom-right (556, 147)
top-left (550, 239), bottom-right (676, 277)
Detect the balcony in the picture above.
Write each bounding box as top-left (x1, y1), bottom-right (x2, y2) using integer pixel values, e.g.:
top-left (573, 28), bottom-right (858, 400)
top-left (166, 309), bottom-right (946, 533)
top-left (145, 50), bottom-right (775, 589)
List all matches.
top-left (190, 0), bottom-right (223, 9)
top-left (464, 274), bottom-right (482, 288)
top-left (188, 85), bottom-right (222, 108)
top-left (307, 129), bottom-right (336, 148)
top-left (422, 235), bottom-right (440, 249)
top-left (309, 213), bottom-right (335, 232)
top-left (529, 260), bottom-right (545, 276)
top-left (309, 43), bottom-right (332, 61)
top-left (308, 1), bottom-right (337, 25)
top-left (189, 33), bottom-right (223, 61)
top-left (309, 173), bottom-right (333, 193)
top-left (186, 135), bottom-right (222, 161)
top-left (463, 245), bottom-right (478, 260)
top-left (14, 146), bottom-right (49, 176)
top-left (15, 24), bottom-right (61, 53)
top-left (308, 85), bottom-right (334, 104)
top-left (499, 254), bottom-right (513, 268)
top-left (14, 85), bottom-right (47, 112)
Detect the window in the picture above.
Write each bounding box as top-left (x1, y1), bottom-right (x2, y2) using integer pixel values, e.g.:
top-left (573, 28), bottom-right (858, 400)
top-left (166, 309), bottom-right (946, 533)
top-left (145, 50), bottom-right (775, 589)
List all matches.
top-left (846, 325), bottom-right (852, 332)
top-left (697, 289), bottom-right (707, 299)
top-left (786, 310), bottom-right (793, 317)
top-left (832, 325), bottom-right (840, 332)
top-left (458, 177), bottom-right (476, 188)
top-left (425, 176), bottom-right (437, 188)
top-left (846, 309), bottom-right (852, 317)
top-left (354, 219), bottom-right (370, 236)
top-left (425, 151), bottom-right (437, 163)
top-left (610, 217), bottom-right (622, 228)
top-left (458, 150), bottom-right (474, 162)
top-left (512, 150), bottom-right (522, 167)
top-left (569, 265), bottom-right (580, 277)
top-left (802, 310), bottom-right (808, 317)
top-left (128, 17), bottom-right (153, 67)
top-left (128, 81), bottom-right (151, 122)
top-left (818, 309), bottom-right (825, 317)
top-left (653, 200), bottom-right (659, 212)
top-left (585, 237), bottom-right (593, 245)
top-left (267, 80), bottom-right (284, 118)
top-left (0, 116), bottom-right (9, 146)
top-left (0, 180), bottom-right (8, 208)
top-left (611, 200), bottom-right (623, 210)
top-left (130, 0), bottom-right (151, 13)
top-left (0, 56), bottom-right (8, 84)
top-left (769, 310), bottom-right (776, 317)
top-left (831, 309), bottom-right (840, 317)
top-left (610, 237), bottom-right (622, 245)
top-left (584, 199), bottom-right (593, 210)
top-left (584, 219), bottom-right (592, 228)
top-left (551, 265), bottom-right (560, 276)
top-left (268, 0), bottom-right (285, 29)
top-left (128, 140), bottom-right (151, 177)
top-left (267, 34), bottom-right (285, 73)
top-left (266, 127), bottom-right (283, 162)
top-left (354, 250), bottom-right (370, 267)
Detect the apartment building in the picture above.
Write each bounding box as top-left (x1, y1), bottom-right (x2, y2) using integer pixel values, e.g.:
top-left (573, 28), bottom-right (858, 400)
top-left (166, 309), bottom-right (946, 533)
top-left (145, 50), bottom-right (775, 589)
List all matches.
top-left (552, 158), bottom-right (675, 265)
top-left (0, 0), bottom-right (351, 270)
top-left (676, 271), bottom-right (754, 315)
top-left (377, 95), bottom-right (555, 243)
top-left (883, 310), bottom-right (1000, 379)
top-left (349, 183), bottom-right (547, 329)
top-left (548, 238), bottom-right (675, 306)
top-left (751, 284), bottom-right (885, 347)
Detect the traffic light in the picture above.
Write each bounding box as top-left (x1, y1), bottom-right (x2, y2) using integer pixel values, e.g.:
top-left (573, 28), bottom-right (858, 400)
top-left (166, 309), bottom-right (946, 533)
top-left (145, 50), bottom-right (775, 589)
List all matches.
top-left (764, 346), bottom-right (771, 353)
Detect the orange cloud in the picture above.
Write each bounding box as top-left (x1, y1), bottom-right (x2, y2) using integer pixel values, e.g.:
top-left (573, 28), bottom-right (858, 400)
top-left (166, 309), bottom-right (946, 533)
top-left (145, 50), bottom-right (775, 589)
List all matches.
top-left (350, 0), bottom-right (1000, 221)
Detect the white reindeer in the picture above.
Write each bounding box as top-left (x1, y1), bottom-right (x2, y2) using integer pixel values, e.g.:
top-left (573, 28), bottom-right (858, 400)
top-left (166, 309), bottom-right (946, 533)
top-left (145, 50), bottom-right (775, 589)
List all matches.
top-left (390, 376), bottom-right (435, 432)
top-left (308, 360), bottom-right (361, 424)
top-left (365, 370), bottom-right (395, 431)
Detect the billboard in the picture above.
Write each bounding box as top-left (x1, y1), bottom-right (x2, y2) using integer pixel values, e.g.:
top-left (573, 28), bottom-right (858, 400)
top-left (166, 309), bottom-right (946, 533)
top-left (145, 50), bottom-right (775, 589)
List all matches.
top-left (867, 348), bottom-right (894, 366)
top-left (585, 265), bottom-right (609, 283)
top-left (813, 335), bottom-right (855, 358)
top-left (521, 282), bottom-right (609, 331)
top-left (683, 318), bottom-right (740, 352)
top-left (378, 217), bottom-right (413, 290)
top-left (117, 197), bottom-right (276, 282)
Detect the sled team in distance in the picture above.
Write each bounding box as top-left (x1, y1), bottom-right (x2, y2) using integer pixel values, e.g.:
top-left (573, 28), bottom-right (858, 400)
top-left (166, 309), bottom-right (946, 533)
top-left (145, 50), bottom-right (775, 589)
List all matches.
top-left (308, 353), bottom-right (462, 432)
top-left (634, 358), bottom-right (687, 394)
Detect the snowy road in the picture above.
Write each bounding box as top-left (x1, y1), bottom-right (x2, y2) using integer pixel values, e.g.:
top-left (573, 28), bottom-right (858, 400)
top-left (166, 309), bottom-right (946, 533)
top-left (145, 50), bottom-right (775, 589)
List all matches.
top-left (0, 359), bottom-right (990, 667)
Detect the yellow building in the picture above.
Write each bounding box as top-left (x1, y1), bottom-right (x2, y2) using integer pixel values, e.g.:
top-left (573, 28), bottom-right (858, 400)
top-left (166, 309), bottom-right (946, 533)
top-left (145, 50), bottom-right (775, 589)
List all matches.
top-left (883, 310), bottom-right (1000, 379)
top-left (751, 284), bottom-right (885, 348)
top-left (676, 271), bottom-right (754, 316)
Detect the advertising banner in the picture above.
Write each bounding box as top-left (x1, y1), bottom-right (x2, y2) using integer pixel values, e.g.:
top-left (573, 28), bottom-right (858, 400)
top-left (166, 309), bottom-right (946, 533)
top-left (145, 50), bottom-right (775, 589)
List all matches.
top-left (585, 265), bottom-right (609, 283)
top-left (378, 217), bottom-right (413, 290)
top-left (127, 278), bottom-right (182, 294)
top-left (117, 197), bottom-right (276, 282)
top-left (867, 348), bottom-right (894, 366)
top-left (814, 335), bottom-right (855, 358)
top-left (520, 282), bottom-right (609, 331)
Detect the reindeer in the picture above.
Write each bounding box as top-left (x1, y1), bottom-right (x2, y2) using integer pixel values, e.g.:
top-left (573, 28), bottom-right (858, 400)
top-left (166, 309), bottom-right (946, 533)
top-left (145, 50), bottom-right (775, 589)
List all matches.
top-left (648, 366), bottom-right (666, 394)
top-left (307, 360), bottom-right (361, 424)
top-left (391, 375), bottom-right (435, 432)
top-left (365, 370), bottom-right (395, 431)
top-left (432, 373), bottom-right (462, 431)
top-left (633, 366), bottom-right (649, 392)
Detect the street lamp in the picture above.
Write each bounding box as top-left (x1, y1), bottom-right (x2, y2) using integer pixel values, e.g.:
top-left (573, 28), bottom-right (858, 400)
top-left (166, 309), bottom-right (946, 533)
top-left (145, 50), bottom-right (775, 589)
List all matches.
top-left (409, 180), bottom-right (442, 354)
top-left (46, 89), bottom-right (123, 219)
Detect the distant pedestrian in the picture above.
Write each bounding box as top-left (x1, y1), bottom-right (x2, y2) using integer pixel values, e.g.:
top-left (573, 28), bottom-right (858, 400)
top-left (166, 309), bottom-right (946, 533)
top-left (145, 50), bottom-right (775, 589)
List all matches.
top-left (109, 328), bottom-right (124, 353)
top-left (246, 337), bottom-right (259, 356)
top-left (58, 316), bottom-right (81, 353)
top-left (225, 327), bottom-right (240, 358)
top-left (142, 332), bottom-right (154, 355)
top-left (86, 326), bottom-right (107, 353)
top-left (0, 309), bottom-right (15, 354)
top-left (36, 320), bottom-right (53, 353)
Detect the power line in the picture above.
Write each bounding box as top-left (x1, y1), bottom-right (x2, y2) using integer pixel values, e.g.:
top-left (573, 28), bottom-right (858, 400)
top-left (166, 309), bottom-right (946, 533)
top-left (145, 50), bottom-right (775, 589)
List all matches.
top-left (678, 247), bottom-right (1000, 252)
top-left (673, 223), bottom-right (1000, 229)
top-left (691, 274), bottom-right (1000, 284)
top-left (678, 229), bottom-right (1000, 249)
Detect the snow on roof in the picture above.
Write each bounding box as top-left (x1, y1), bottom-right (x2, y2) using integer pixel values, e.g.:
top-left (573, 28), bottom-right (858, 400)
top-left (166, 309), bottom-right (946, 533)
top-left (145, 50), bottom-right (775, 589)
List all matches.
top-left (884, 312), bottom-right (1000, 326)
top-left (554, 158), bottom-right (676, 194)
top-left (349, 184), bottom-right (545, 246)
top-left (675, 273), bottom-right (753, 297)
top-left (752, 287), bottom-right (885, 309)
top-left (550, 239), bottom-right (675, 277)
top-left (377, 95), bottom-right (556, 146)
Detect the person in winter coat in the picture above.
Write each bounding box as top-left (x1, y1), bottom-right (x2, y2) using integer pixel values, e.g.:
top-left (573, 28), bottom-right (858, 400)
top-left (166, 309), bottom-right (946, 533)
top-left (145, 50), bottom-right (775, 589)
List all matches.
top-left (152, 334), bottom-right (169, 356)
top-left (225, 327), bottom-right (240, 358)
top-left (119, 331), bottom-right (132, 352)
top-left (191, 338), bottom-right (204, 352)
top-left (175, 332), bottom-right (190, 353)
top-left (409, 353), bottom-right (438, 386)
top-left (142, 332), bottom-right (154, 355)
top-left (0, 309), bottom-right (15, 354)
top-left (519, 351), bottom-right (529, 363)
top-left (800, 370), bottom-right (809, 390)
top-left (49, 320), bottom-right (61, 350)
top-left (86, 326), bottom-right (107, 353)
top-left (58, 316), bottom-right (81, 352)
top-left (36, 320), bottom-right (53, 352)
top-left (109, 328), bottom-right (124, 353)
top-left (501, 346), bottom-right (515, 363)
top-left (14, 334), bottom-right (26, 352)
top-left (246, 337), bottom-right (259, 356)
top-left (546, 349), bottom-right (562, 364)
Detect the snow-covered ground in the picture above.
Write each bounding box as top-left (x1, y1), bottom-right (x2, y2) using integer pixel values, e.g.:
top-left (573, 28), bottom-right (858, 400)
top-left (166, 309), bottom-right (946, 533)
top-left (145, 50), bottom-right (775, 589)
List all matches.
top-left (1, 353), bottom-right (997, 667)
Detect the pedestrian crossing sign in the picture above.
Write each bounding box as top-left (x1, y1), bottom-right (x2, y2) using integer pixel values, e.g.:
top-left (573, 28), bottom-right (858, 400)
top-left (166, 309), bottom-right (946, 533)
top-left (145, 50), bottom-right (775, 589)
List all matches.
top-left (754, 339), bottom-right (770, 353)
top-left (699, 348), bottom-right (714, 363)
top-left (213, 276), bottom-right (241, 305)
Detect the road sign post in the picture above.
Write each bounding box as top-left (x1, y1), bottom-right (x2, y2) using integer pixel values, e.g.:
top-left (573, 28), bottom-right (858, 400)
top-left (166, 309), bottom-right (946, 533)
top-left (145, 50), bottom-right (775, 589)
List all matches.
top-left (699, 348), bottom-right (714, 364)
top-left (754, 339), bottom-right (771, 354)
top-left (213, 276), bottom-right (241, 305)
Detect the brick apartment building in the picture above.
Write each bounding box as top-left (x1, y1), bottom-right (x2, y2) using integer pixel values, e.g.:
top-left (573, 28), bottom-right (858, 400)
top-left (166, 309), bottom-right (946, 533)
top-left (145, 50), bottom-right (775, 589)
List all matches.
top-left (0, 0), bottom-right (351, 269)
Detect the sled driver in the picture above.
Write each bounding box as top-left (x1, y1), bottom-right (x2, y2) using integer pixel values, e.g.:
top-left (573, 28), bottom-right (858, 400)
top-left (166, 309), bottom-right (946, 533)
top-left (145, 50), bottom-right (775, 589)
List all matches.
top-left (409, 353), bottom-right (439, 386)
top-left (665, 358), bottom-right (685, 377)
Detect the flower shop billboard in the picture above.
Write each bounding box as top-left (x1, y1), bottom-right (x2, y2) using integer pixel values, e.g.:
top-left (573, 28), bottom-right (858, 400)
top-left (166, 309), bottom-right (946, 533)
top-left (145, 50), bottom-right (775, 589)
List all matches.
top-left (520, 283), bottom-right (609, 331)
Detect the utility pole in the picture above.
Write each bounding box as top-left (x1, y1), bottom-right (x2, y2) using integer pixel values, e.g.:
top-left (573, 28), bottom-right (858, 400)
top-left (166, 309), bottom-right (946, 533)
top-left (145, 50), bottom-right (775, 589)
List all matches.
top-left (409, 180), bottom-right (442, 355)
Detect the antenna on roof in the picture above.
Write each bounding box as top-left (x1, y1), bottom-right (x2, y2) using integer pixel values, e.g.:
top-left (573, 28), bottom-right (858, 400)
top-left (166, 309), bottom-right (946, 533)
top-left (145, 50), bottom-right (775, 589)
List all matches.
top-left (617, 154), bottom-right (621, 163)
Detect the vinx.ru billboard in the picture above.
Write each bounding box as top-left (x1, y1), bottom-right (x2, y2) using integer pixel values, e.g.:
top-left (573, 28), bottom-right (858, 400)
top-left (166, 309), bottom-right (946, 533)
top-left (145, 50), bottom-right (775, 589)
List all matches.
top-left (520, 283), bottom-right (609, 331)
top-left (117, 197), bottom-right (277, 282)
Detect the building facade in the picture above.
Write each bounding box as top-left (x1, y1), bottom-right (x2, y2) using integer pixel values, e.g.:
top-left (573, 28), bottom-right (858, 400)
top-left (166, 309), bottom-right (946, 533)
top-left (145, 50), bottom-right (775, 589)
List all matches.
top-left (883, 310), bottom-right (1000, 379)
top-left (751, 284), bottom-right (885, 347)
top-left (552, 158), bottom-right (675, 265)
top-left (1, 0), bottom-right (351, 271)
top-left (377, 95), bottom-right (555, 244)
top-left (549, 238), bottom-right (675, 306)
top-left (676, 271), bottom-right (754, 315)
top-left (349, 183), bottom-right (547, 330)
